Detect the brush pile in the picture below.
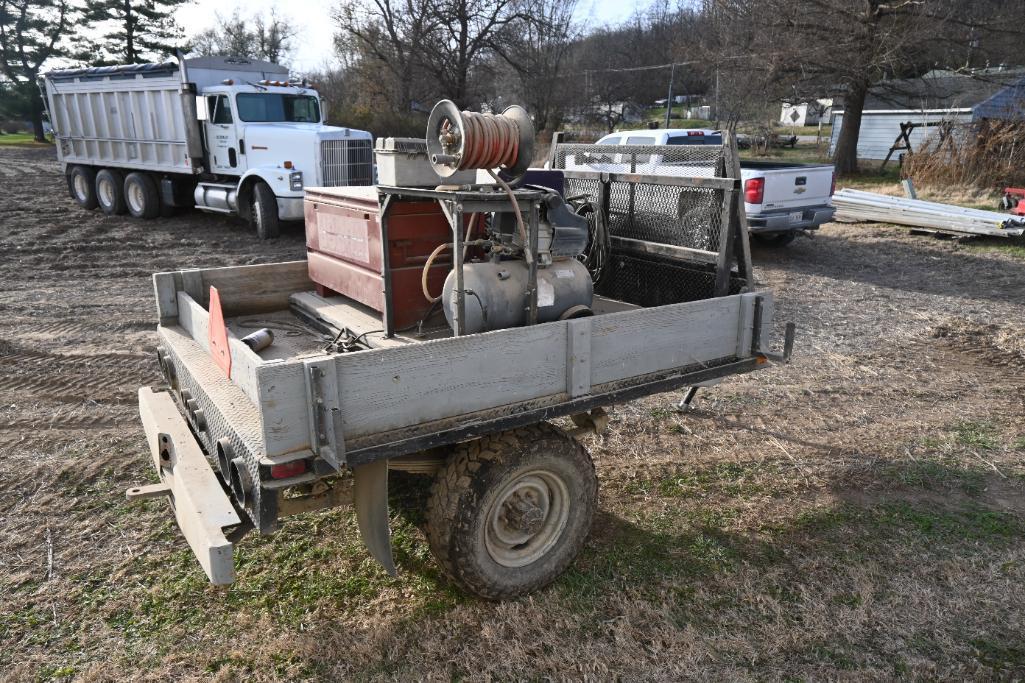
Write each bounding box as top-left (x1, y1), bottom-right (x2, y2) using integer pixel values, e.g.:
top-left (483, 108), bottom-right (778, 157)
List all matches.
top-left (902, 119), bottom-right (1025, 189)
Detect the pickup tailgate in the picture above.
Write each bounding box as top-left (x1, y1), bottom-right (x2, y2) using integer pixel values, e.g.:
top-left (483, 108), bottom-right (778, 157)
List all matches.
top-left (747, 163), bottom-right (833, 211)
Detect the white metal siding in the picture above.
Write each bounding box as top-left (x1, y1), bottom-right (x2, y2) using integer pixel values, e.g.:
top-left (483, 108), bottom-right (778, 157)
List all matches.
top-left (46, 72), bottom-right (195, 174)
top-left (828, 110), bottom-right (972, 160)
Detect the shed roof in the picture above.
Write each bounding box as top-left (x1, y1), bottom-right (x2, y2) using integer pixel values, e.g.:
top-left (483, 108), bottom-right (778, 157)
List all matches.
top-left (863, 68), bottom-right (1025, 117)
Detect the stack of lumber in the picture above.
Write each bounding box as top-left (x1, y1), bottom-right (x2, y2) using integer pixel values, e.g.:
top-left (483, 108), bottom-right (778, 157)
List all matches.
top-left (832, 189), bottom-right (1025, 238)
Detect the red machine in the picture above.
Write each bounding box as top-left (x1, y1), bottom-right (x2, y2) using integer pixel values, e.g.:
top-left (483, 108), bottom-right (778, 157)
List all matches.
top-left (304, 186), bottom-right (457, 331)
top-left (1001, 187), bottom-right (1025, 217)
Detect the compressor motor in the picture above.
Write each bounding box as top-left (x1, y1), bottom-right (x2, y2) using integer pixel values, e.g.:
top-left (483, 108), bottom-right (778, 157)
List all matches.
top-left (423, 99), bottom-right (597, 335)
top-left (440, 188), bottom-right (593, 334)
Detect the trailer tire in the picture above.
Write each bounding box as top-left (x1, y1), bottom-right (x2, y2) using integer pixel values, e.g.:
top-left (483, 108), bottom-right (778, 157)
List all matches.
top-left (124, 172), bottom-right (160, 219)
top-left (425, 423), bottom-right (597, 600)
top-left (95, 168), bottom-right (127, 215)
top-left (67, 166), bottom-right (98, 210)
top-left (752, 232), bottom-right (796, 248)
top-left (250, 181), bottom-right (280, 239)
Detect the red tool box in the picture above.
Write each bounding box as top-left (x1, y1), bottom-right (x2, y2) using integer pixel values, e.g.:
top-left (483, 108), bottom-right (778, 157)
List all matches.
top-left (304, 186), bottom-right (455, 331)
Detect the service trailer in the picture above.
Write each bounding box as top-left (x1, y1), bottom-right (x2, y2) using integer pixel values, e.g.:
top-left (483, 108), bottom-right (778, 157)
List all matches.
top-left (127, 102), bottom-right (793, 599)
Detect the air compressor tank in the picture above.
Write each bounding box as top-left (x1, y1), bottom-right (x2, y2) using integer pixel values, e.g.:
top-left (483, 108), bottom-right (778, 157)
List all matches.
top-left (441, 258), bottom-right (593, 334)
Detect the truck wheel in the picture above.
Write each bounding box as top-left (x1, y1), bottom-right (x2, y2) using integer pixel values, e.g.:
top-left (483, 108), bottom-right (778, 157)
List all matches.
top-left (123, 172), bottom-right (160, 219)
top-left (67, 166), bottom-right (98, 210)
top-left (425, 423), bottom-right (598, 600)
top-left (95, 168), bottom-right (127, 215)
top-left (752, 232), bottom-right (796, 248)
top-left (250, 181), bottom-right (280, 239)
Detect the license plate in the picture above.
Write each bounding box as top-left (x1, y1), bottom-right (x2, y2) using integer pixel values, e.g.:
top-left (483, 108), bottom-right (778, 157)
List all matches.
top-left (789, 211), bottom-right (804, 222)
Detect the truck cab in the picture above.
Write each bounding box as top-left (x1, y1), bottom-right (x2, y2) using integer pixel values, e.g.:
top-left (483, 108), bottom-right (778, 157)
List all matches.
top-left (194, 78), bottom-right (372, 234)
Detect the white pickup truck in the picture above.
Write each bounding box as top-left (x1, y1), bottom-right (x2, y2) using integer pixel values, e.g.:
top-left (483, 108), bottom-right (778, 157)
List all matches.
top-left (592, 129), bottom-right (835, 247)
top-left (42, 56), bottom-right (373, 238)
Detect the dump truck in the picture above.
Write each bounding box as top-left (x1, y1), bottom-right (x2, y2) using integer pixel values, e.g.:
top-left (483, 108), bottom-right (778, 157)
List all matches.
top-left (127, 105), bottom-right (793, 599)
top-left (41, 56), bottom-right (373, 238)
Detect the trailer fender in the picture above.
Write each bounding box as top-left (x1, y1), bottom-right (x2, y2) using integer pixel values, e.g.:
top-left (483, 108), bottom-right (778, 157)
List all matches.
top-left (352, 459), bottom-right (397, 576)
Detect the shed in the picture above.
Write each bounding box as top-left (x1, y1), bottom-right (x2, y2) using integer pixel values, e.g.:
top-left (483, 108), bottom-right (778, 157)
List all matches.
top-left (828, 69), bottom-right (1025, 160)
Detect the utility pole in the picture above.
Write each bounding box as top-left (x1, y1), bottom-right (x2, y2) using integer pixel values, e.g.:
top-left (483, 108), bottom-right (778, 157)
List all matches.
top-left (664, 63), bottom-right (675, 129)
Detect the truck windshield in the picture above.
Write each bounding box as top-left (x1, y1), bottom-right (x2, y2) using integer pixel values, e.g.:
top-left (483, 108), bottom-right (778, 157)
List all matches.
top-left (235, 94), bottom-right (321, 123)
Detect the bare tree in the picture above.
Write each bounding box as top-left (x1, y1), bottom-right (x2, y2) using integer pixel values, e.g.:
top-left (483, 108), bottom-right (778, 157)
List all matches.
top-left (0, 0), bottom-right (71, 141)
top-left (333, 0), bottom-right (436, 112)
top-left (191, 9), bottom-right (295, 64)
top-left (750, 0), bottom-right (1022, 174)
top-left (493, 0), bottom-right (578, 132)
top-left (419, 0), bottom-right (525, 107)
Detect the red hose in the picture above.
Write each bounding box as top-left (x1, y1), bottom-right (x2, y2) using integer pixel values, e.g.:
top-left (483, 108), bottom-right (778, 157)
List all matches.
top-left (452, 110), bottom-right (520, 171)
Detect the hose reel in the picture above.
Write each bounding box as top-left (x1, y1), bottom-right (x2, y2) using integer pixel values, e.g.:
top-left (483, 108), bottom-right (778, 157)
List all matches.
top-left (426, 100), bottom-right (534, 180)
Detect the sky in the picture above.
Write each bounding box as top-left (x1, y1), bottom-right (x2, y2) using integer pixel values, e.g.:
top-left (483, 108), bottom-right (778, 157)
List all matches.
top-left (175, 0), bottom-right (636, 72)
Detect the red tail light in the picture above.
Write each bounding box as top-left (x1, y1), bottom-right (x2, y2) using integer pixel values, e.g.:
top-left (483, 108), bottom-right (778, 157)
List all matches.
top-left (830, 172), bottom-right (836, 196)
top-left (744, 178), bottom-right (765, 204)
top-left (687, 130), bottom-right (704, 136)
top-left (270, 460), bottom-right (307, 479)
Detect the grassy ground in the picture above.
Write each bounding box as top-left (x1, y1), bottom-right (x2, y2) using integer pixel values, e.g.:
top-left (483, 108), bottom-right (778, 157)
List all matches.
top-left (4, 146), bottom-right (1025, 681)
top-left (0, 132), bottom-right (51, 146)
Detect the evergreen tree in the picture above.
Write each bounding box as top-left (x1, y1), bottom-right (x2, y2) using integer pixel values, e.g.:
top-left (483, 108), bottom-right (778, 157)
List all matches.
top-left (78, 0), bottom-right (187, 65)
top-left (0, 0), bottom-right (73, 141)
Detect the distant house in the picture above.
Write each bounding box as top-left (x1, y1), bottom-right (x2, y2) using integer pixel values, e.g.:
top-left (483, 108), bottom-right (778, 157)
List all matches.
top-left (828, 68), bottom-right (1025, 160)
top-left (780, 99), bottom-right (833, 127)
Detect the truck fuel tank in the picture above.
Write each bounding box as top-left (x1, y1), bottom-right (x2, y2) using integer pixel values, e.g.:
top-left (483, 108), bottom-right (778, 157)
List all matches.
top-left (441, 258), bottom-right (593, 334)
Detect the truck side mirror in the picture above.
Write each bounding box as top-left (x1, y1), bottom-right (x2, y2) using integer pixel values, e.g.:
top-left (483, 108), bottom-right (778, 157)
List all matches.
top-left (196, 96), bottom-right (209, 121)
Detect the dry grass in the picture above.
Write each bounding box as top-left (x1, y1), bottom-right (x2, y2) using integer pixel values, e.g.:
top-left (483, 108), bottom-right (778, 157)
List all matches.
top-left (903, 120), bottom-right (1025, 190)
top-left (2, 147), bottom-right (1025, 681)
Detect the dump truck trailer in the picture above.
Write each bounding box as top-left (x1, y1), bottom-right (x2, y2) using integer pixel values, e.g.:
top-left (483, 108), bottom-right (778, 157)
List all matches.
top-left (42, 56), bottom-right (373, 238)
top-left (127, 112), bottom-right (793, 599)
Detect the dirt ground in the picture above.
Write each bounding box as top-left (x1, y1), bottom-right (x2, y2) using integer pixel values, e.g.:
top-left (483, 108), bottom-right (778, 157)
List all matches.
top-left (2, 145), bottom-right (1024, 681)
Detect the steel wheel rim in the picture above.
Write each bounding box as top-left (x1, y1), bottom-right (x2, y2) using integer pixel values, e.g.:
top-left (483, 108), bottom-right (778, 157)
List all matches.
top-left (127, 182), bottom-right (144, 213)
top-left (484, 469), bottom-right (571, 568)
top-left (98, 178), bottom-right (113, 206)
top-left (73, 174), bottom-right (88, 200)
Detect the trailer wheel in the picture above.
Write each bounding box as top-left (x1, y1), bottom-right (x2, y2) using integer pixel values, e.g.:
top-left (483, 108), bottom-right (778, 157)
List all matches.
top-left (67, 166), bottom-right (98, 210)
top-left (752, 232), bottom-right (796, 248)
top-left (426, 423), bottom-right (597, 600)
top-left (123, 172), bottom-right (160, 219)
top-left (250, 181), bottom-right (280, 239)
top-left (95, 168), bottom-right (127, 215)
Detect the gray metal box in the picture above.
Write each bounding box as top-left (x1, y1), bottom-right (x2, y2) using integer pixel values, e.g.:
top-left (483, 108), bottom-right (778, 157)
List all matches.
top-left (374, 137), bottom-right (476, 187)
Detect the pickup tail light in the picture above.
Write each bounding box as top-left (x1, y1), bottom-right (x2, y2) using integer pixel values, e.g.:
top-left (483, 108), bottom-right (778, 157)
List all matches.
top-left (744, 177), bottom-right (765, 204)
top-left (270, 460), bottom-right (307, 479)
top-left (830, 172), bottom-right (836, 196)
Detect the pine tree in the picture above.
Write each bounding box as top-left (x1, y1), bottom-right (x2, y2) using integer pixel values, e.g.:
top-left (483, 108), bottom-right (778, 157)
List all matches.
top-left (0, 0), bottom-right (73, 140)
top-left (78, 0), bottom-right (187, 65)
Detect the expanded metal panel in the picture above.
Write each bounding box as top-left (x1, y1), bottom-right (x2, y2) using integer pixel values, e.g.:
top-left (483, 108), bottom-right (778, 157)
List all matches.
top-left (159, 331), bottom-right (278, 534)
top-left (320, 138), bottom-right (374, 187)
top-left (552, 143), bottom-right (725, 177)
top-left (608, 181), bottom-right (724, 252)
top-left (596, 253), bottom-right (744, 307)
top-left (556, 140), bottom-right (750, 304)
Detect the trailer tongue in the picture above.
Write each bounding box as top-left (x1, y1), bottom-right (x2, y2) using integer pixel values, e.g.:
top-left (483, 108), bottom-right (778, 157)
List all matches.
top-left (127, 102), bottom-right (793, 599)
